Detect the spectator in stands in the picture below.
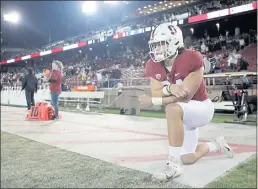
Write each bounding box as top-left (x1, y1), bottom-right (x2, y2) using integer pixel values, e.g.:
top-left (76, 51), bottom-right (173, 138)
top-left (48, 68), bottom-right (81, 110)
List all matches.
top-left (228, 49), bottom-right (240, 71)
top-left (81, 70), bottom-right (87, 85)
top-left (48, 60), bottom-right (63, 120)
top-left (117, 82), bottom-right (123, 96)
top-left (21, 67), bottom-right (38, 111)
top-left (249, 29), bottom-right (255, 43)
top-left (238, 57), bottom-right (249, 72)
top-left (1, 0), bottom-right (256, 88)
top-left (239, 37), bottom-right (245, 49)
top-left (220, 56), bottom-right (226, 72)
top-left (200, 41), bottom-right (207, 54)
top-left (116, 81), bottom-right (124, 113)
top-left (214, 57), bottom-right (222, 73)
top-left (203, 56), bottom-right (211, 74)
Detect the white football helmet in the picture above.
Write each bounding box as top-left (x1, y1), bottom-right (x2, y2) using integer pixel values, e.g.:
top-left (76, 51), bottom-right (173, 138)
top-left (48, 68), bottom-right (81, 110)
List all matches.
top-left (149, 23), bottom-right (184, 63)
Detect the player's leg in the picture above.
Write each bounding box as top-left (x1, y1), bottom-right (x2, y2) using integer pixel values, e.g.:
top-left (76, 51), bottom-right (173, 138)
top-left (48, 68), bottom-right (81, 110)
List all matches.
top-left (178, 100), bottom-right (213, 165)
top-left (51, 92), bottom-right (59, 119)
top-left (151, 103), bottom-right (185, 181)
top-left (152, 99), bottom-right (217, 181)
top-left (180, 100), bottom-right (233, 164)
top-left (181, 143), bottom-right (209, 164)
top-left (176, 127), bottom-right (229, 165)
top-left (31, 91), bottom-right (35, 107)
top-left (55, 93), bottom-right (60, 118)
top-left (169, 126), bottom-right (210, 165)
top-left (180, 127), bottom-right (208, 165)
top-left (181, 136), bottom-right (234, 165)
top-left (25, 91), bottom-right (32, 110)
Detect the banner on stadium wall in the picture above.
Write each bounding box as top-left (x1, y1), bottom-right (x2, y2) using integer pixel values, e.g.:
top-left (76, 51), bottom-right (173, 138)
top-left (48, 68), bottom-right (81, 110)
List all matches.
top-left (171, 19), bottom-right (186, 26)
top-left (1, 2), bottom-right (257, 65)
top-left (106, 29), bottom-right (114, 37)
top-left (73, 85), bottom-right (95, 92)
top-left (172, 12), bottom-right (189, 21)
top-left (188, 1), bottom-right (257, 23)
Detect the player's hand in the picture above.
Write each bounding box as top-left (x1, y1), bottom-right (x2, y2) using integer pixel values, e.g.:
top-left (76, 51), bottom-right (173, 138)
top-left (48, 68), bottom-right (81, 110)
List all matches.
top-left (139, 94), bottom-right (153, 107)
top-left (169, 84), bottom-right (190, 99)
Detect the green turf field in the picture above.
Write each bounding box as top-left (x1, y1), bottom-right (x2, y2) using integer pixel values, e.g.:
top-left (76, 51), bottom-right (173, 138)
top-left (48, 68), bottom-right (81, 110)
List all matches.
top-left (1, 105), bottom-right (257, 188)
top-left (1, 132), bottom-right (256, 188)
top-left (0, 132), bottom-right (188, 188)
top-left (207, 155), bottom-right (257, 188)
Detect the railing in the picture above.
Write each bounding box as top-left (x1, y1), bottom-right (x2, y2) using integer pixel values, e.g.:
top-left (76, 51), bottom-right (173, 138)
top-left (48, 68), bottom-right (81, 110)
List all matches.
top-left (2, 72), bottom-right (257, 92)
top-left (66, 77), bottom-right (151, 89)
top-left (1, 77), bottom-right (151, 91)
top-left (65, 72), bottom-right (257, 89)
top-left (1, 84), bottom-right (49, 91)
top-left (204, 72), bottom-right (257, 87)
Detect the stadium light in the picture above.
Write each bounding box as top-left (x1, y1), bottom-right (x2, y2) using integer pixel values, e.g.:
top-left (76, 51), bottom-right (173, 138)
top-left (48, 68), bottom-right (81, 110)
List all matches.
top-left (190, 28), bottom-right (194, 34)
top-left (216, 23), bottom-right (220, 31)
top-left (82, 1), bottom-right (97, 15)
top-left (3, 12), bottom-right (20, 24)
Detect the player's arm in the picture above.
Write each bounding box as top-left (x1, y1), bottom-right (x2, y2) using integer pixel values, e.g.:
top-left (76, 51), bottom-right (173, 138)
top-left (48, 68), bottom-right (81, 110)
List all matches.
top-left (144, 60), bottom-right (184, 105)
top-left (153, 69), bottom-right (204, 102)
top-left (144, 61), bottom-right (167, 97)
top-left (145, 66), bottom-right (173, 98)
top-left (181, 66), bottom-right (204, 102)
top-left (150, 78), bottom-right (167, 97)
top-left (150, 79), bottom-right (187, 104)
top-left (35, 76), bottom-right (38, 92)
top-left (153, 51), bottom-right (204, 104)
top-left (21, 75), bottom-right (27, 91)
top-left (161, 95), bottom-right (182, 105)
top-left (181, 51), bottom-right (205, 102)
top-left (146, 65), bottom-right (183, 104)
top-left (150, 79), bottom-right (186, 105)
top-left (48, 72), bottom-right (57, 83)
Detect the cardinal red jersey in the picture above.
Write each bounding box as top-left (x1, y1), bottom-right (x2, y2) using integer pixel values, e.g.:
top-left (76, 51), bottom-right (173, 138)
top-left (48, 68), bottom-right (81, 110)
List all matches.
top-left (144, 49), bottom-right (208, 101)
top-left (49, 70), bottom-right (62, 93)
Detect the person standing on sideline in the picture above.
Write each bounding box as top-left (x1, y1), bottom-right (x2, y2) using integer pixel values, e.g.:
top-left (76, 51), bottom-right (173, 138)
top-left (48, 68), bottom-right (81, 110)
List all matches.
top-left (21, 67), bottom-right (38, 111)
top-left (48, 60), bottom-right (63, 120)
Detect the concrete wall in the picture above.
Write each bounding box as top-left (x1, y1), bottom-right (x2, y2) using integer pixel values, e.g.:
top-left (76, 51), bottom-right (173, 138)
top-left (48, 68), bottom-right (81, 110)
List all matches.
top-left (0, 88), bottom-right (234, 112)
top-left (0, 88), bottom-right (160, 110)
top-left (1, 89), bottom-right (51, 106)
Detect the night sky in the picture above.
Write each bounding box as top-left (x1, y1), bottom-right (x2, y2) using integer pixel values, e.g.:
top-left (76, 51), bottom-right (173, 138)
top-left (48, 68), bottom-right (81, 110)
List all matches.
top-left (1, 1), bottom-right (148, 49)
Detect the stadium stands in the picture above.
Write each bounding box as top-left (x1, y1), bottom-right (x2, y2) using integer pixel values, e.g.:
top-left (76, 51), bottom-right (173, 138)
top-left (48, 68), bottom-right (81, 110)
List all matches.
top-left (1, 0), bottom-right (257, 90)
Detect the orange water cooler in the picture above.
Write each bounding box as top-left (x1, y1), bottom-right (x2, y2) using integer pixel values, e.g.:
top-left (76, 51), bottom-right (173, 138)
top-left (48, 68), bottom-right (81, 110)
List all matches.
top-left (26, 102), bottom-right (58, 121)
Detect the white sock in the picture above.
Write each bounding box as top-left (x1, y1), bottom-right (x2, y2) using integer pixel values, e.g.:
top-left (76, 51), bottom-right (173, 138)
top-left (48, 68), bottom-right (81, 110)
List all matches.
top-left (207, 142), bottom-right (218, 152)
top-left (168, 146), bottom-right (181, 163)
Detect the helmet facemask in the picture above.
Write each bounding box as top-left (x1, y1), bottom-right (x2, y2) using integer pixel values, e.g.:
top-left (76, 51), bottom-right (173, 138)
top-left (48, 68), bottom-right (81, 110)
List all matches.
top-left (148, 23), bottom-right (183, 63)
top-left (149, 38), bottom-right (179, 63)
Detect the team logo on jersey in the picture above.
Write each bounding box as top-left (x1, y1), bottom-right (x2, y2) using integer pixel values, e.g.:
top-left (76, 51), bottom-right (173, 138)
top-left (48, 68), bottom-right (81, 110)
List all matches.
top-left (155, 74), bottom-right (161, 80)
